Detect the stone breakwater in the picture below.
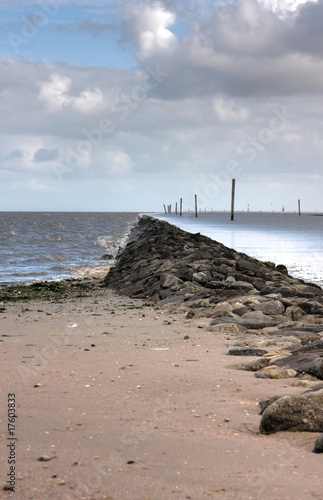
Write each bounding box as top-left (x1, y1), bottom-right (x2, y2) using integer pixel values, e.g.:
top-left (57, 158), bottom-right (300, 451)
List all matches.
top-left (104, 215), bottom-right (323, 451)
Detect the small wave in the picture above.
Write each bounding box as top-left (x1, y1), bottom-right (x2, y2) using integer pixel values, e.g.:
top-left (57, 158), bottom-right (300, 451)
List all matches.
top-left (95, 236), bottom-right (115, 249)
top-left (69, 265), bottom-right (111, 279)
top-left (1, 231), bottom-right (16, 238)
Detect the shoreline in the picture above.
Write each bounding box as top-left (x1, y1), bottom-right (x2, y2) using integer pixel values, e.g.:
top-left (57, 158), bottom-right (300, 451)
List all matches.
top-left (2, 215), bottom-right (323, 498)
top-left (2, 289), bottom-right (323, 499)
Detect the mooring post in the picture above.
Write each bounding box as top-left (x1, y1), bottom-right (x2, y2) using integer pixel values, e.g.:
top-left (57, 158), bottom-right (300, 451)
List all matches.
top-left (180, 198), bottom-right (182, 216)
top-left (175, 202), bottom-right (178, 215)
top-left (231, 179), bottom-right (235, 221)
top-left (195, 194), bottom-right (198, 218)
top-left (163, 204), bottom-right (167, 214)
top-left (298, 199), bottom-right (301, 216)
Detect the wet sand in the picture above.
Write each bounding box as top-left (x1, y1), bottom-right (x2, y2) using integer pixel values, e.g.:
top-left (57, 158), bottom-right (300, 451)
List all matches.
top-left (1, 286), bottom-right (323, 500)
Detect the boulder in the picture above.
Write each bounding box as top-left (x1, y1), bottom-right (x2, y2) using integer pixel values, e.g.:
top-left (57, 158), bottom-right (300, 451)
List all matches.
top-left (291, 338), bottom-right (323, 354)
top-left (160, 274), bottom-right (183, 290)
top-left (260, 387), bottom-right (323, 434)
top-left (313, 433), bottom-right (323, 453)
top-left (239, 357), bottom-right (271, 372)
top-left (273, 353), bottom-right (323, 380)
top-left (255, 366), bottom-right (298, 379)
top-left (239, 310), bottom-right (280, 329)
top-left (254, 300), bottom-right (285, 316)
top-left (192, 271), bottom-right (211, 285)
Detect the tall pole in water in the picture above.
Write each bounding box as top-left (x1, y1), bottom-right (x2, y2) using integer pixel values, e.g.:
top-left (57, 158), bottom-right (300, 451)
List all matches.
top-left (175, 202), bottom-right (178, 215)
top-left (231, 179), bottom-right (236, 221)
top-left (180, 198), bottom-right (182, 216)
top-left (195, 195), bottom-right (198, 217)
top-left (298, 199), bottom-right (301, 216)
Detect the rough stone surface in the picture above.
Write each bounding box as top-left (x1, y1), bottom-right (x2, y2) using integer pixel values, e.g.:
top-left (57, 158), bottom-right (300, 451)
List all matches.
top-left (260, 388), bottom-right (323, 434)
top-left (273, 353), bottom-right (323, 380)
top-left (313, 433), bottom-right (323, 453)
top-left (255, 366), bottom-right (299, 379)
top-left (228, 348), bottom-right (268, 357)
top-left (104, 217), bottom-right (323, 316)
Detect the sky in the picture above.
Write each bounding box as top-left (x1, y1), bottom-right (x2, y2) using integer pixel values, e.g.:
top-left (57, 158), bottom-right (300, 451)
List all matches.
top-left (0, 0), bottom-right (323, 212)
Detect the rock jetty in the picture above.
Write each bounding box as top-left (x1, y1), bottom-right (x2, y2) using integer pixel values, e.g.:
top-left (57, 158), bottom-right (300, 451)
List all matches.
top-left (104, 215), bottom-right (323, 450)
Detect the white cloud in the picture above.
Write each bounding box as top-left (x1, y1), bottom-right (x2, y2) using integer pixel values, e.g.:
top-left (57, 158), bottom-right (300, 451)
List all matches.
top-left (122, 2), bottom-right (177, 59)
top-left (38, 74), bottom-right (72, 112)
top-left (106, 149), bottom-right (133, 177)
top-left (213, 97), bottom-right (249, 122)
top-left (38, 73), bottom-right (103, 114)
top-left (259, 0), bottom-right (319, 18)
top-left (73, 87), bottom-right (103, 114)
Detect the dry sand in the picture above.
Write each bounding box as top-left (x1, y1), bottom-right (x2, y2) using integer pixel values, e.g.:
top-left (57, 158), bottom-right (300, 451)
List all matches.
top-left (1, 285), bottom-right (323, 500)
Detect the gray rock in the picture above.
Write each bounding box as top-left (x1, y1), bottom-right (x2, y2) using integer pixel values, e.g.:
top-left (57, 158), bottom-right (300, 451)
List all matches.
top-left (239, 357), bottom-right (271, 372)
top-left (228, 348), bottom-right (268, 356)
top-left (254, 300), bottom-right (285, 316)
top-left (158, 295), bottom-right (186, 306)
top-left (192, 271), bottom-right (211, 285)
top-left (273, 353), bottom-right (323, 380)
top-left (160, 274), bottom-right (183, 290)
top-left (239, 310), bottom-right (280, 329)
top-left (313, 433), bottom-right (323, 453)
top-left (255, 366), bottom-right (298, 379)
top-left (260, 388), bottom-right (323, 434)
top-left (291, 339), bottom-right (323, 354)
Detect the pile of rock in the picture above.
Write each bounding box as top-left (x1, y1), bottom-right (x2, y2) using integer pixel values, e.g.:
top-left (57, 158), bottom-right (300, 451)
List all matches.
top-left (104, 216), bottom-right (323, 320)
top-left (104, 215), bottom-right (323, 451)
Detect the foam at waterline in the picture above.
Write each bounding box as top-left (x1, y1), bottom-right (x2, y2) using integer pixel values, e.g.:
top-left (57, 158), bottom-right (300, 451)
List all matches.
top-left (95, 213), bottom-right (143, 258)
top-left (69, 264), bottom-right (112, 279)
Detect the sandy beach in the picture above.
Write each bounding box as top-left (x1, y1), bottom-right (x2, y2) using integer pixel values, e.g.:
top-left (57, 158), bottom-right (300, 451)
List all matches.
top-left (1, 280), bottom-right (323, 500)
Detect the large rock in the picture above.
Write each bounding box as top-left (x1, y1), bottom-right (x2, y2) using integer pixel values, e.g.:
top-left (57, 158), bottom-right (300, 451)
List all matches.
top-left (254, 300), bottom-right (285, 316)
top-left (238, 310), bottom-right (280, 329)
top-left (313, 433), bottom-right (323, 453)
top-left (260, 387), bottom-right (323, 434)
top-left (273, 353), bottom-right (323, 380)
top-left (255, 366), bottom-right (298, 379)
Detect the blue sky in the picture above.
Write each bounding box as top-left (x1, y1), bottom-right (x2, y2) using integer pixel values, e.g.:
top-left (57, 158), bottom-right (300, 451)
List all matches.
top-left (1, 0), bottom-right (323, 212)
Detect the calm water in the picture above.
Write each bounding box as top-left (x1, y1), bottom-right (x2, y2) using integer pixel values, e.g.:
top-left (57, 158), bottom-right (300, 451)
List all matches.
top-left (0, 212), bottom-right (140, 285)
top-left (1, 211), bottom-right (323, 288)
top-left (155, 212), bottom-right (323, 288)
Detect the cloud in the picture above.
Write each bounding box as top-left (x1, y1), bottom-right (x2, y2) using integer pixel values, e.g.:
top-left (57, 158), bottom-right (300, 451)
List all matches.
top-left (5, 149), bottom-right (24, 160)
top-left (1, 0), bottom-right (323, 212)
top-left (33, 147), bottom-right (59, 162)
top-left (259, 0), bottom-right (319, 18)
top-left (38, 74), bottom-right (72, 112)
top-left (213, 97), bottom-right (249, 122)
top-left (38, 73), bottom-right (103, 114)
top-left (105, 149), bottom-right (133, 177)
top-left (121, 2), bottom-right (177, 59)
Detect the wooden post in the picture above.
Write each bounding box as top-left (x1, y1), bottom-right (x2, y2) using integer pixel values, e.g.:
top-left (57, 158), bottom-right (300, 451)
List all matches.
top-left (175, 202), bottom-right (178, 215)
top-left (195, 194), bottom-right (198, 218)
top-left (163, 204), bottom-right (167, 214)
top-left (231, 179), bottom-right (235, 221)
top-left (298, 199), bottom-right (301, 216)
top-left (180, 198), bottom-right (182, 216)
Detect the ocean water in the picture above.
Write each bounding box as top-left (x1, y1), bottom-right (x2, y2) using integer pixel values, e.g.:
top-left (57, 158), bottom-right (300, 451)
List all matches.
top-left (0, 212), bottom-right (140, 285)
top-left (1, 211), bottom-right (323, 288)
top-left (155, 212), bottom-right (323, 288)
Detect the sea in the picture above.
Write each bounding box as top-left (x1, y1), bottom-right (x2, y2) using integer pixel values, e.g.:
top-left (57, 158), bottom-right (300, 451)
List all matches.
top-left (1, 211), bottom-right (323, 288)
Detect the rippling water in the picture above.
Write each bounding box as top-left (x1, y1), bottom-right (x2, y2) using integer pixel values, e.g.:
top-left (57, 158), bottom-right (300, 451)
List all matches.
top-left (0, 212), bottom-right (140, 285)
top-left (155, 212), bottom-right (323, 288)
